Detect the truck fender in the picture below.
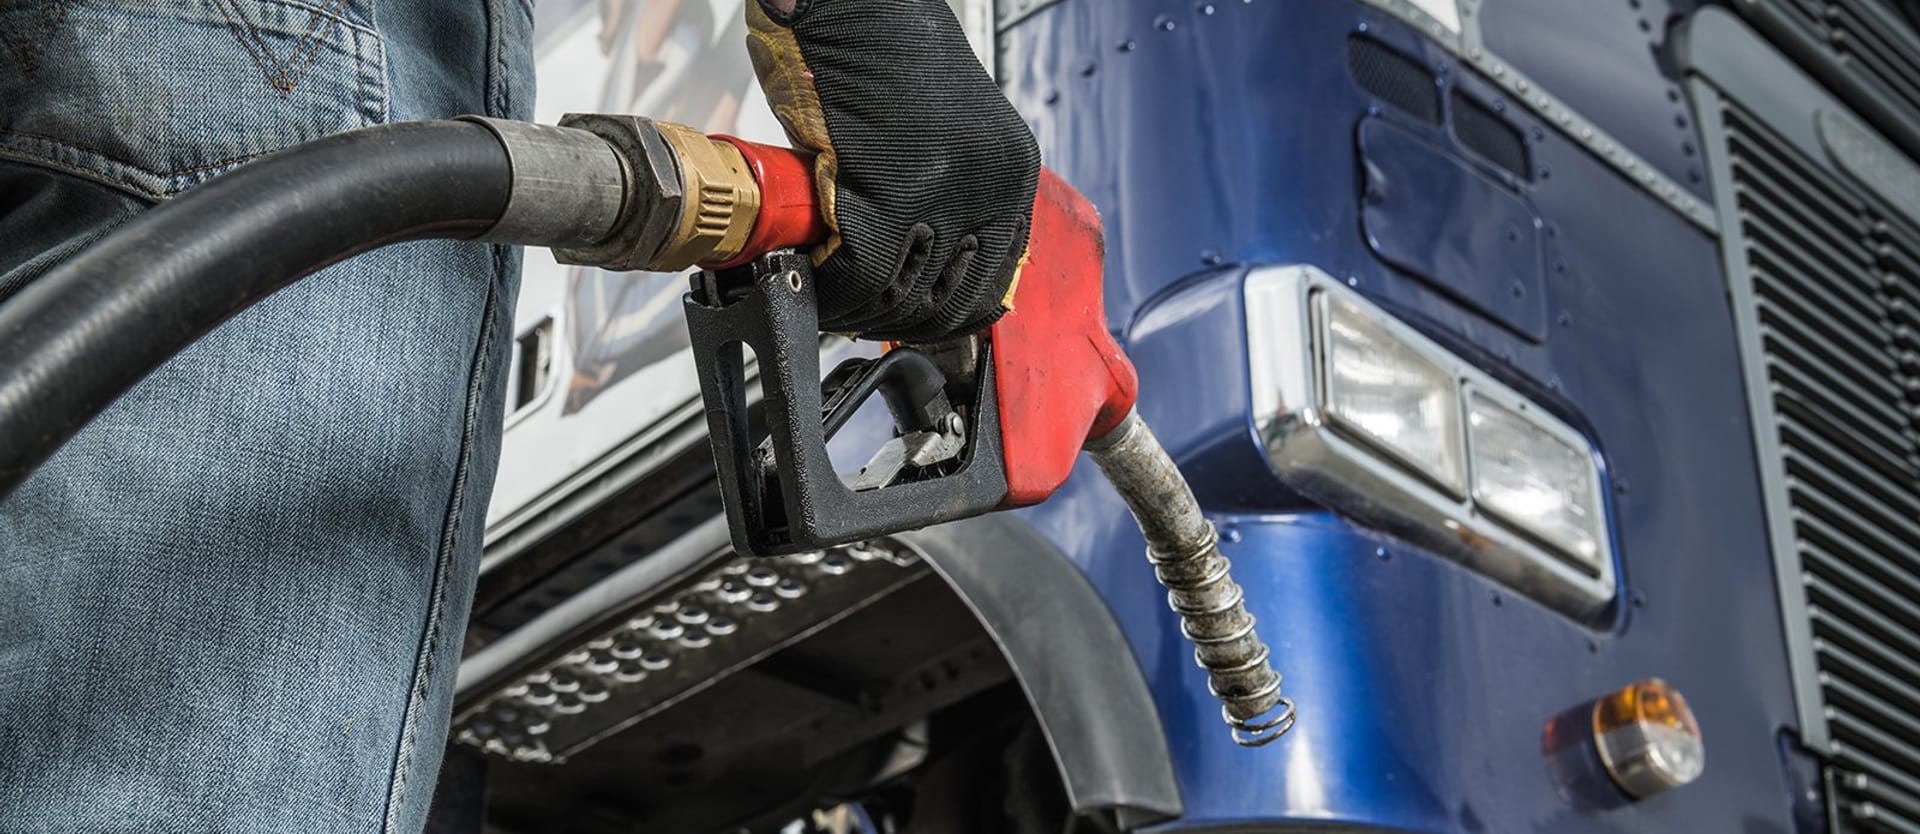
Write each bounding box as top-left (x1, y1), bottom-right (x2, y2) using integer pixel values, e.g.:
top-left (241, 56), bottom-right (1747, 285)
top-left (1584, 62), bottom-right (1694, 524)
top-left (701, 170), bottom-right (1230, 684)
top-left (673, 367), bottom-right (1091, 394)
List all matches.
top-left (901, 514), bottom-right (1183, 828)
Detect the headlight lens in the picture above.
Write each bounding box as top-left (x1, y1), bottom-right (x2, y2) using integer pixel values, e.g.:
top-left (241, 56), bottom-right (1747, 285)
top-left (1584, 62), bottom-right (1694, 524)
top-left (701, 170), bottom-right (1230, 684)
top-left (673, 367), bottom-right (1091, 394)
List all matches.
top-left (1467, 393), bottom-right (1604, 568)
top-left (1320, 295), bottom-right (1467, 495)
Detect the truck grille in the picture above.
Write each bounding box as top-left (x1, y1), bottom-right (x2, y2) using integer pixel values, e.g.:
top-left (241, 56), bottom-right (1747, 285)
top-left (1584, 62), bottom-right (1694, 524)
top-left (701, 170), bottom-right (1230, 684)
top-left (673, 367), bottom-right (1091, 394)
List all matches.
top-left (1724, 101), bottom-right (1920, 831)
top-left (1740, 0), bottom-right (1920, 156)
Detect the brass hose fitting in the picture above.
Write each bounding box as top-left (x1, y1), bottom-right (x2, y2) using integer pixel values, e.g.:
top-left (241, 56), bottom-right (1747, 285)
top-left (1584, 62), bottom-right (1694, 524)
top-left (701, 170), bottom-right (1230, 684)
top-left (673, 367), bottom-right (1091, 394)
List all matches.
top-left (648, 121), bottom-right (762, 271)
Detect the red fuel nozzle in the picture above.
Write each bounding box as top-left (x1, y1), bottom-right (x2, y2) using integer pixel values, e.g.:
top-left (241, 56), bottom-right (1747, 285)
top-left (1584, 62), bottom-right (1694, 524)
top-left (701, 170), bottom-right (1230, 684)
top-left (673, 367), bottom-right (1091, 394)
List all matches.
top-left (693, 136), bottom-right (1141, 507)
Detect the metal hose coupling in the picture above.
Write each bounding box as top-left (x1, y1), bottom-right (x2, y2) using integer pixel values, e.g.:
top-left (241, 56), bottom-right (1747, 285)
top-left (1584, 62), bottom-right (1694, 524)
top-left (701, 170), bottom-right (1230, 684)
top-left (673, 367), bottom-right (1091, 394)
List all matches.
top-left (464, 114), bottom-right (763, 272)
top-left (551, 113), bottom-right (762, 272)
top-left (1085, 411), bottom-right (1295, 747)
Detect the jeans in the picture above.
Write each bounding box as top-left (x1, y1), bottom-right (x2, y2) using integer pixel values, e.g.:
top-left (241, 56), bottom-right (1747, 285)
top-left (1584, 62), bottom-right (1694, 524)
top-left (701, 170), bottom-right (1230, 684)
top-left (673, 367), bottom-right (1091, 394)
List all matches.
top-left (0, 0), bottom-right (533, 831)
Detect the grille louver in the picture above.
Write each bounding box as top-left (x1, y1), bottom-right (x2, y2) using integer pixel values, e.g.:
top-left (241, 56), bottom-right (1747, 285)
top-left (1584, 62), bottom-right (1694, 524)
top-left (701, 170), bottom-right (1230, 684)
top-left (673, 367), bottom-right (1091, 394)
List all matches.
top-left (1741, 0), bottom-right (1920, 157)
top-left (1726, 101), bottom-right (1920, 832)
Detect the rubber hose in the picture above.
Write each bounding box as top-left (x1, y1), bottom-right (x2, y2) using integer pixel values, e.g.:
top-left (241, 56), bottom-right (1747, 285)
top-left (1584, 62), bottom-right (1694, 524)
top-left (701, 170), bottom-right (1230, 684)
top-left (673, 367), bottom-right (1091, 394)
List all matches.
top-left (0, 120), bottom-right (514, 501)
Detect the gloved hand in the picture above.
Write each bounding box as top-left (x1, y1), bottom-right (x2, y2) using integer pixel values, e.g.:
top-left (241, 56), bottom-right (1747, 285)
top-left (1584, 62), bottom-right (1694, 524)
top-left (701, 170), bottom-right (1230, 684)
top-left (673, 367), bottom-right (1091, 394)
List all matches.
top-left (745, 0), bottom-right (1042, 343)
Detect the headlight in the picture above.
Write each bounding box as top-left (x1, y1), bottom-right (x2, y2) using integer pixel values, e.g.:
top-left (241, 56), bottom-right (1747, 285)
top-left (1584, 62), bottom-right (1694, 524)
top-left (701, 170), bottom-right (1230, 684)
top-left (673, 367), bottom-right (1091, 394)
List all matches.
top-left (1248, 265), bottom-right (1616, 618)
top-left (1321, 295), bottom-right (1468, 495)
top-left (1467, 391), bottom-right (1606, 570)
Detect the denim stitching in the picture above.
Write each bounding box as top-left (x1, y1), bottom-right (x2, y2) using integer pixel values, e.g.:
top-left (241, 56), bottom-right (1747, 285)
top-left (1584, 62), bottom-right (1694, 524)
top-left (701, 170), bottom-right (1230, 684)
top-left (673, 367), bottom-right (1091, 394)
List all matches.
top-left (0, 133), bottom-right (274, 200)
top-left (377, 0), bottom-right (516, 823)
top-left (277, 0), bottom-right (345, 93)
top-left (211, 0), bottom-right (348, 95)
top-left (378, 274), bottom-right (505, 834)
top-left (354, 28), bottom-right (368, 128)
top-left (489, 0), bottom-right (508, 121)
top-left (347, 20), bottom-right (387, 127)
top-left (0, 129), bottom-right (271, 176)
top-left (231, 0), bottom-right (382, 38)
top-left (212, 0), bottom-right (275, 83)
top-left (0, 20), bottom-right (378, 197)
top-left (277, 19), bottom-right (336, 93)
top-left (0, 0), bottom-right (73, 77)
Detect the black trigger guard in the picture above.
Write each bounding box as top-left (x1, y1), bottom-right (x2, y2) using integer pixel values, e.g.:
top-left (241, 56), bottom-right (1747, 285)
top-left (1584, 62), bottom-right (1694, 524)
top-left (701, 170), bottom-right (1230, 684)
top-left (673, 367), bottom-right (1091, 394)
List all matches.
top-left (682, 250), bottom-right (1011, 557)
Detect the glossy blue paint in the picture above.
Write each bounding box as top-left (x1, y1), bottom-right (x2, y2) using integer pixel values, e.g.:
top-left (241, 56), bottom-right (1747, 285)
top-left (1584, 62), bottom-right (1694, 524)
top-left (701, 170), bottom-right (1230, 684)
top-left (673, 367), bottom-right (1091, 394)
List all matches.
top-left (996, 0), bottom-right (1805, 830)
top-left (1478, 0), bottom-right (1713, 201)
top-left (1359, 116), bottom-right (1547, 341)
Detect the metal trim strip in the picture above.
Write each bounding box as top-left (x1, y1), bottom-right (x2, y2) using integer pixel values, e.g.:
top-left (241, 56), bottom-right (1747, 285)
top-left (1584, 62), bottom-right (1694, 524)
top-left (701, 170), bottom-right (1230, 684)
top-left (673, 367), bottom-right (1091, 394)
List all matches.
top-left (1691, 76), bottom-right (1831, 751)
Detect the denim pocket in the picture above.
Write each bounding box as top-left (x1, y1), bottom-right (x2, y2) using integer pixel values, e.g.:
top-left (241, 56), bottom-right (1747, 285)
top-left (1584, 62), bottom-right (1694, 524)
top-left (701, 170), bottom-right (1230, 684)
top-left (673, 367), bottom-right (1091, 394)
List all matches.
top-left (0, 0), bottom-right (388, 198)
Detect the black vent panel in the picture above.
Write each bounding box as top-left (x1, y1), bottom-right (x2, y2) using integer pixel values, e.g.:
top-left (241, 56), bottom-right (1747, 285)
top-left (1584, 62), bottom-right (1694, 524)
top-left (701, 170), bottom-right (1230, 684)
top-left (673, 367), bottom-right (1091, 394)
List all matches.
top-left (1347, 36), bottom-right (1440, 125)
top-left (1452, 89), bottom-right (1531, 181)
top-left (1725, 101), bottom-right (1920, 832)
top-left (1742, 0), bottom-right (1920, 156)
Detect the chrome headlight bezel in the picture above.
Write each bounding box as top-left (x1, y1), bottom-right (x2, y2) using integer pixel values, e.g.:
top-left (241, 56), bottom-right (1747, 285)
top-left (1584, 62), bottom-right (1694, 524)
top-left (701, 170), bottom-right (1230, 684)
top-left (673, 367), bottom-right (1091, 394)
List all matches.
top-left (1247, 264), bottom-right (1617, 618)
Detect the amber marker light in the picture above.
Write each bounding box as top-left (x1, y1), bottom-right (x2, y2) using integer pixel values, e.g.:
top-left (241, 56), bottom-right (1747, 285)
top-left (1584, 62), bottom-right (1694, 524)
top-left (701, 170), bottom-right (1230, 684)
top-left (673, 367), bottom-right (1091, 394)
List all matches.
top-left (1591, 678), bottom-right (1705, 799)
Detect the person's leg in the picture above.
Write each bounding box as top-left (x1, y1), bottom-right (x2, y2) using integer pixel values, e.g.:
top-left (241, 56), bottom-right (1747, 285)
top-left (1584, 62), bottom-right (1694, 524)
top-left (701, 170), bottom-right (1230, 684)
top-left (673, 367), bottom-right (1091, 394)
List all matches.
top-left (0, 0), bottom-right (532, 830)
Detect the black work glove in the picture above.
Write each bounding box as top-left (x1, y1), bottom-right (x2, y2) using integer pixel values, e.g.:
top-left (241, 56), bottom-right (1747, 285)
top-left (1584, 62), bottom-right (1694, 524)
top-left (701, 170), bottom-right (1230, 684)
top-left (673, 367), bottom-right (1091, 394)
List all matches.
top-left (746, 0), bottom-right (1042, 342)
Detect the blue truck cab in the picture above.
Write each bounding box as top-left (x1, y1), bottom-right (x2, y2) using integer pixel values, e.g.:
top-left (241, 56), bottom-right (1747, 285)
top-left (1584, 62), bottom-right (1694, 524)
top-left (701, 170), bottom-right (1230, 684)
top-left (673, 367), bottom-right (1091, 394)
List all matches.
top-left (455, 1), bottom-right (1920, 831)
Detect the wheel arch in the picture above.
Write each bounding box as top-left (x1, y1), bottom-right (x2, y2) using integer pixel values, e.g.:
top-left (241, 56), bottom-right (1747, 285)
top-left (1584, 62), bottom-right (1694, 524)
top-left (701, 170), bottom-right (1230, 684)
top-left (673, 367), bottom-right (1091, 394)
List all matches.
top-left (901, 514), bottom-right (1184, 829)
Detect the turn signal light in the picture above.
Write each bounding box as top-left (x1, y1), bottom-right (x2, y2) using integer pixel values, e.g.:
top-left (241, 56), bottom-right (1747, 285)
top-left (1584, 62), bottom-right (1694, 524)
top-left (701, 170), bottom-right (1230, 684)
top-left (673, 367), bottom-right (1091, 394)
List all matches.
top-left (1592, 678), bottom-right (1705, 798)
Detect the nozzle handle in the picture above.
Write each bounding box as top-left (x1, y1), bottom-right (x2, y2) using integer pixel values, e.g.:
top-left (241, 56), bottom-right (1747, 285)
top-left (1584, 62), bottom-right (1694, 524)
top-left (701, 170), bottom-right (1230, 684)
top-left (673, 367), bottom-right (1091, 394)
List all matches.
top-left (991, 171), bottom-right (1139, 504)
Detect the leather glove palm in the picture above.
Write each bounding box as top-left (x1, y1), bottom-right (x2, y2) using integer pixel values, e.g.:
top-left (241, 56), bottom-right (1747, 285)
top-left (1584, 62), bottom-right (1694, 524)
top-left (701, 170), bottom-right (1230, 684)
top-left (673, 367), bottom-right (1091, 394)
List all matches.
top-left (746, 0), bottom-right (1042, 343)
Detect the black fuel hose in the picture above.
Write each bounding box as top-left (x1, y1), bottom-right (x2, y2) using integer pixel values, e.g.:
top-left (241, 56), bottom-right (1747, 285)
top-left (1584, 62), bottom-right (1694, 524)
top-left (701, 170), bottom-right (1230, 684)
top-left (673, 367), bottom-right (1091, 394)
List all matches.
top-left (0, 120), bottom-right (514, 500)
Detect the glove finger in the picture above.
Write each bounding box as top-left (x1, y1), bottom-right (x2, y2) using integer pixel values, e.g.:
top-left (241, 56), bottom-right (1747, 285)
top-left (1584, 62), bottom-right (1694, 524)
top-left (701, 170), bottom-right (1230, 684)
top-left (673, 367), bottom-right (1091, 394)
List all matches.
top-left (827, 211), bottom-right (1029, 342)
top-left (913, 234), bottom-right (987, 337)
top-left (819, 222), bottom-right (939, 334)
top-left (745, 1), bottom-right (843, 260)
top-left (931, 212), bottom-right (1029, 337)
top-left (752, 0), bottom-right (808, 24)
